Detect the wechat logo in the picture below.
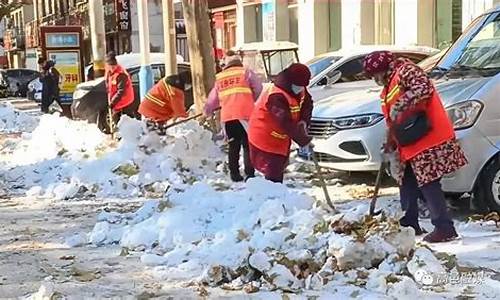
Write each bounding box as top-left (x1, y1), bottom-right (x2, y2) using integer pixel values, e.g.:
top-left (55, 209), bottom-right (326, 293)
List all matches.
top-left (414, 269), bottom-right (434, 285)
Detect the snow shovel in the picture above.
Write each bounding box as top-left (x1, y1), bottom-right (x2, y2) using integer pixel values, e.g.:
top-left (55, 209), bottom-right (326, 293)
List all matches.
top-left (164, 107), bottom-right (221, 130)
top-left (107, 100), bottom-right (116, 140)
top-left (369, 161), bottom-right (387, 216)
top-left (310, 150), bottom-right (336, 212)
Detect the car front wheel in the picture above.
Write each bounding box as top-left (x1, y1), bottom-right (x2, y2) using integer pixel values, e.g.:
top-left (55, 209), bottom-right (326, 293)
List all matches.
top-left (476, 157), bottom-right (500, 212)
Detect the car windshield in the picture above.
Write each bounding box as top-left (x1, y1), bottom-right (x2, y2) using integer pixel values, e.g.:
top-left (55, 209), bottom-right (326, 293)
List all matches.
top-left (438, 11), bottom-right (500, 72)
top-left (306, 55), bottom-right (341, 78)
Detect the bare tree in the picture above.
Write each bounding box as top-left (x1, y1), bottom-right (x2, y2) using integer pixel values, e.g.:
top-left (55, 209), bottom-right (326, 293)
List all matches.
top-left (181, 0), bottom-right (216, 114)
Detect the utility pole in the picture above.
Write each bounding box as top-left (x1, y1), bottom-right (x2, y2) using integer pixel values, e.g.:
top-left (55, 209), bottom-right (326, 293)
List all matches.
top-left (163, 0), bottom-right (177, 76)
top-left (88, 0), bottom-right (106, 77)
top-left (137, 0), bottom-right (153, 99)
top-left (181, 0), bottom-right (216, 114)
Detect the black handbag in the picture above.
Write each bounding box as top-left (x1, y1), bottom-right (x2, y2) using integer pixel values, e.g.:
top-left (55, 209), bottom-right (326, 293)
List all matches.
top-left (393, 111), bottom-right (431, 146)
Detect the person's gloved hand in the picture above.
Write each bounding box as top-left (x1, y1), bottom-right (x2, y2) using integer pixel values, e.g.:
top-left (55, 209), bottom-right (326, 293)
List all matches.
top-left (300, 142), bottom-right (314, 159)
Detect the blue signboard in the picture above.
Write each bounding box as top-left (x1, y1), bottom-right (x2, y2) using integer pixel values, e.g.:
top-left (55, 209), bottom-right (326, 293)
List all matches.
top-left (46, 33), bottom-right (80, 48)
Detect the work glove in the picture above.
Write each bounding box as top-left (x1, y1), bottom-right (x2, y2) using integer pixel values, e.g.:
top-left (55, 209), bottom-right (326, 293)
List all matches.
top-left (299, 142), bottom-right (314, 159)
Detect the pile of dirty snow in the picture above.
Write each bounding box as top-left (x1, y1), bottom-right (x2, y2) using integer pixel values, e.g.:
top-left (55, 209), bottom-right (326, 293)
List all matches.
top-left (1, 114), bottom-right (224, 199)
top-left (0, 102), bottom-right (38, 133)
top-left (82, 178), bottom-right (464, 297)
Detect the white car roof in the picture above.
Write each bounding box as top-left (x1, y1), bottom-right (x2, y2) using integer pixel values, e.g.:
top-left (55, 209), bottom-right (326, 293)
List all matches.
top-left (232, 41), bottom-right (299, 52)
top-left (316, 45), bottom-right (439, 58)
top-left (115, 53), bottom-right (185, 69)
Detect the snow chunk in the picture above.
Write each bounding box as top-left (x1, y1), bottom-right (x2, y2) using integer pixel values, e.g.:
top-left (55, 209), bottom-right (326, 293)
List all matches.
top-left (249, 251), bottom-right (272, 272)
top-left (407, 247), bottom-right (446, 286)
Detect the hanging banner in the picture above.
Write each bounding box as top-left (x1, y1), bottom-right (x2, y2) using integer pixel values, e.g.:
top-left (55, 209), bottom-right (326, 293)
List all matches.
top-left (262, 0), bottom-right (276, 42)
top-left (47, 50), bottom-right (82, 103)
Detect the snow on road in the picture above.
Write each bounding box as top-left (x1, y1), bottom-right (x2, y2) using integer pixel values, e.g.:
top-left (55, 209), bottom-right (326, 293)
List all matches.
top-left (0, 106), bottom-right (499, 299)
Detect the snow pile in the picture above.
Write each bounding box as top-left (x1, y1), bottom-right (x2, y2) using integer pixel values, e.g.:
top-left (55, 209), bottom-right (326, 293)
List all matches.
top-left (1, 114), bottom-right (223, 199)
top-left (85, 178), bottom-right (454, 296)
top-left (0, 102), bottom-right (38, 133)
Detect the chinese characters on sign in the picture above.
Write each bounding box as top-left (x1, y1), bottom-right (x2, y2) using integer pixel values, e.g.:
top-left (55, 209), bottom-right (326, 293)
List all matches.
top-left (116, 0), bottom-right (131, 32)
top-left (46, 33), bottom-right (79, 48)
top-left (47, 51), bottom-right (81, 103)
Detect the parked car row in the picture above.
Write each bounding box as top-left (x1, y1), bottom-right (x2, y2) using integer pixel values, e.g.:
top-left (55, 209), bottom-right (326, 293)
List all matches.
top-left (70, 53), bottom-right (193, 131)
top-left (299, 6), bottom-right (500, 212)
top-left (0, 68), bottom-right (40, 98)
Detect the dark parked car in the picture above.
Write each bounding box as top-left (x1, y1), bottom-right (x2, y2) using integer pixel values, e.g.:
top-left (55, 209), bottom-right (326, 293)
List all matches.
top-left (0, 68), bottom-right (40, 97)
top-left (71, 53), bottom-right (192, 132)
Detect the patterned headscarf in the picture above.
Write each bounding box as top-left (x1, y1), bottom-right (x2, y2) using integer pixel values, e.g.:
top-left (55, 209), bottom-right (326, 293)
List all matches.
top-left (363, 51), bottom-right (396, 77)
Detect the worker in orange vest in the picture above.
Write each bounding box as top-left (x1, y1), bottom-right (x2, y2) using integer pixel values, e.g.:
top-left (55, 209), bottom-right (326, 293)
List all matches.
top-left (363, 50), bottom-right (468, 243)
top-left (248, 63), bottom-right (314, 183)
top-left (105, 51), bottom-right (136, 126)
top-left (204, 51), bottom-right (263, 182)
top-left (138, 72), bottom-right (190, 134)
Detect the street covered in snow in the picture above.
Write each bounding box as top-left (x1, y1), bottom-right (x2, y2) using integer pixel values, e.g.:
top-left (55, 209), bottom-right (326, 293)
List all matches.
top-left (1, 102), bottom-right (500, 299)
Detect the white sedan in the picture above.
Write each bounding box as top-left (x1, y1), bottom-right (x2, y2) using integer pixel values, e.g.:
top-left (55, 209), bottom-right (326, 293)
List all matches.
top-left (306, 45), bottom-right (439, 102)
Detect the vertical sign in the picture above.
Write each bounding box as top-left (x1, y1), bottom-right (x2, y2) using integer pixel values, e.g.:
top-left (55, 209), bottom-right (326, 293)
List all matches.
top-left (262, 0), bottom-right (276, 42)
top-left (116, 0), bottom-right (131, 32)
top-left (47, 50), bottom-right (82, 103)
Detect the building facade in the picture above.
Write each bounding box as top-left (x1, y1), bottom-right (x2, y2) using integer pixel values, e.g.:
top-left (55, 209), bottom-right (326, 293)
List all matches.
top-left (236, 0), bottom-right (500, 62)
top-left (3, 1), bottom-right (34, 68)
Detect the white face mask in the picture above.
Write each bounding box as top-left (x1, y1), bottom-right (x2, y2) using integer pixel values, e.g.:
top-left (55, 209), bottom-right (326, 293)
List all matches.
top-left (291, 84), bottom-right (304, 94)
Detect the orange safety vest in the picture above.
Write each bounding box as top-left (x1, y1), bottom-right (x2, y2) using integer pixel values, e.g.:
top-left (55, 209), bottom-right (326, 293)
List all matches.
top-left (138, 77), bottom-right (187, 122)
top-left (381, 64), bottom-right (455, 161)
top-left (248, 85), bottom-right (303, 156)
top-left (215, 66), bottom-right (255, 122)
top-left (105, 65), bottom-right (135, 112)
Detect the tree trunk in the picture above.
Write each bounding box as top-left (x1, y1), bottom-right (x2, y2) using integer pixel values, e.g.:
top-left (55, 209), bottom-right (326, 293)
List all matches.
top-left (181, 0), bottom-right (216, 114)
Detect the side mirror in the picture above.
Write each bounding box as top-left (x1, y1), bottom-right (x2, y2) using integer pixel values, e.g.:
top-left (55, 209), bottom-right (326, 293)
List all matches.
top-left (327, 70), bottom-right (342, 85)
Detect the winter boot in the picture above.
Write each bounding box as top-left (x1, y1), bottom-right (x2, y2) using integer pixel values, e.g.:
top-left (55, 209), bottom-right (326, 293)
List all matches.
top-left (399, 216), bottom-right (426, 236)
top-left (423, 226), bottom-right (458, 243)
top-left (244, 174), bottom-right (256, 182)
top-left (230, 173), bottom-right (244, 182)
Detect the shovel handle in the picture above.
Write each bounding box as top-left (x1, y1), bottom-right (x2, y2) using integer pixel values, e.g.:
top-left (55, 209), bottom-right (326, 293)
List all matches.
top-left (369, 162), bottom-right (386, 216)
top-left (164, 107), bottom-right (221, 130)
top-left (311, 152), bottom-right (336, 212)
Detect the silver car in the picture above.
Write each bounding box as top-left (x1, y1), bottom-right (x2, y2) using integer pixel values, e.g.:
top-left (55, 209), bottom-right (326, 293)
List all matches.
top-left (302, 6), bottom-right (500, 212)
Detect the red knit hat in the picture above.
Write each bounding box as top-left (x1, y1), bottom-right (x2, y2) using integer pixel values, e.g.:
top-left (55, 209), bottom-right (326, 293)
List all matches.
top-left (363, 51), bottom-right (395, 76)
top-left (285, 63), bottom-right (311, 86)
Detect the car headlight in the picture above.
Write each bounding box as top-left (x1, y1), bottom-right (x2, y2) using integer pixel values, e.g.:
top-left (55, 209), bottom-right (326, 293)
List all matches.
top-left (73, 89), bottom-right (90, 99)
top-left (446, 100), bottom-right (483, 130)
top-left (332, 113), bottom-right (384, 130)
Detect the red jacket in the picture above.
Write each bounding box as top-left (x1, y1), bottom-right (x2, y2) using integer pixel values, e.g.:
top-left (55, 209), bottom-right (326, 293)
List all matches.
top-left (381, 64), bottom-right (455, 161)
top-left (105, 65), bottom-right (134, 112)
top-left (138, 77), bottom-right (187, 122)
top-left (249, 85), bottom-right (310, 156)
top-left (215, 66), bottom-right (255, 122)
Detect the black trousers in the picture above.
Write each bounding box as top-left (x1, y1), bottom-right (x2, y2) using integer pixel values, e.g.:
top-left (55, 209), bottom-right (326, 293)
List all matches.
top-left (225, 120), bottom-right (254, 178)
top-left (41, 93), bottom-right (61, 113)
top-left (400, 165), bottom-right (454, 230)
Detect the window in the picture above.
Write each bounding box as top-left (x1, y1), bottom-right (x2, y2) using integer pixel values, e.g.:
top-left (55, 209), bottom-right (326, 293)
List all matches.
top-left (306, 55), bottom-right (341, 79)
top-left (130, 70), bottom-right (139, 84)
top-left (130, 66), bottom-right (163, 85)
top-left (335, 58), bottom-right (368, 83)
top-left (454, 13), bottom-right (500, 69)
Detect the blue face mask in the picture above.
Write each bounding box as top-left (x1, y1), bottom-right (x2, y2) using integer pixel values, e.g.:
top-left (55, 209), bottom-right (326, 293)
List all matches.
top-left (291, 84), bottom-right (304, 95)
